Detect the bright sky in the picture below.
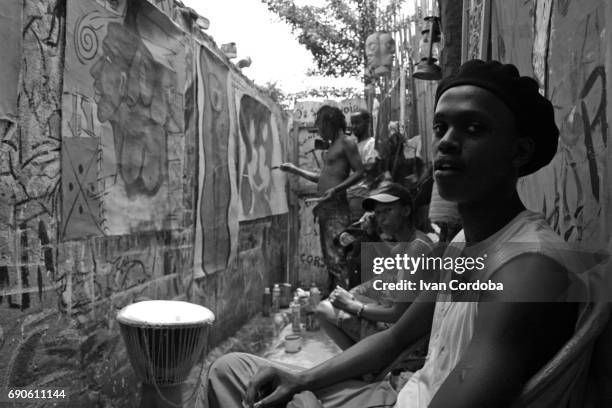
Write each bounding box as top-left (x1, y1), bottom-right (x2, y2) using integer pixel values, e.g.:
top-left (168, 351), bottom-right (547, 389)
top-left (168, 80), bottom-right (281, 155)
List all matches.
top-left (181, 0), bottom-right (364, 94)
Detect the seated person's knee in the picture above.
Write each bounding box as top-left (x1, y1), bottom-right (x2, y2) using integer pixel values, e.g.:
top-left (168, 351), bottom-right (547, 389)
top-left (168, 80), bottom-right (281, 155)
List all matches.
top-left (208, 352), bottom-right (244, 381)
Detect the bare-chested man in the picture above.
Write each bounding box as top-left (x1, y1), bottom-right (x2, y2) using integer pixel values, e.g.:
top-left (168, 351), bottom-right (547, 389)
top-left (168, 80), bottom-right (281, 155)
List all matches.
top-left (280, 105), bottom-right (364, 291)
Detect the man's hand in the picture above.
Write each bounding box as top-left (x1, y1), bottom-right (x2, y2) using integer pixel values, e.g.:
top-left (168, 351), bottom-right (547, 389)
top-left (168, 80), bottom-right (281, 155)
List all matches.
top-left (286, 391), bottom-right (323, 408)
top-left (279, 163), bottom-right (298, 174)
top-left (243, 365), bottom-right (302, 408)
top-left (329, 286), bottom-right (360, 314)
top-left (360, 212), bottom-right (377, 235)
top-left (319, 187), bottom-right (337, 202)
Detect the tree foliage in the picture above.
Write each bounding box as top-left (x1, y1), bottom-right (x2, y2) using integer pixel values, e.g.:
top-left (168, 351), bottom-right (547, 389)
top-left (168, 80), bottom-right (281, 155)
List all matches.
top-left (261, 0), bottom-right (377, 78)
top-left (259, 81), bottom-right (289, 108)
top-left (290, 86), bottom-right (363, 100)
top-left (259, 81), bottom-right (362, 110)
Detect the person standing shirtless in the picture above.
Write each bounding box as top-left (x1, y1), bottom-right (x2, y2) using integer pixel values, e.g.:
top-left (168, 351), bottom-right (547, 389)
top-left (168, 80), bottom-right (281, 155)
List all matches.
top-left (280, 105), bottom-right (364, 291)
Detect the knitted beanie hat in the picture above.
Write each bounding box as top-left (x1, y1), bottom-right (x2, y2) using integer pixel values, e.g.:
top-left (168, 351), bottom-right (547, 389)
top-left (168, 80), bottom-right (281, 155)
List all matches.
top-left (435, 60), bottom-right (559, 176)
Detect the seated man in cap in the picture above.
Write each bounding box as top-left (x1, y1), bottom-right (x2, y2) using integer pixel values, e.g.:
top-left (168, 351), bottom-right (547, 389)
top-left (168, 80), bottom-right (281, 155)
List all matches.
top-left (316, 183), bottom-right (434, 350)
top-left (206, 60), bottom-right (596, 408)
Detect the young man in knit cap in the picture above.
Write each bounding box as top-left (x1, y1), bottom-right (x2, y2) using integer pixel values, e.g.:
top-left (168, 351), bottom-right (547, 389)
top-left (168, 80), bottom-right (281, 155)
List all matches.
top-left (205, 61), bottom-right (593, 408)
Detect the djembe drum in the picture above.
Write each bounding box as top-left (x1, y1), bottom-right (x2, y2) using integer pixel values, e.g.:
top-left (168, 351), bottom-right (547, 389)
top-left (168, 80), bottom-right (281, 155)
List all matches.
top-left (117, 300), bottom-right (214, 408)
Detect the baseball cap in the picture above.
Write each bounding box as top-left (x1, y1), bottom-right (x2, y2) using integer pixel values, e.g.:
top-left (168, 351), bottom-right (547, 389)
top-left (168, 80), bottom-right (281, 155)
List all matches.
top-left (362, 183), bottom-right (413, 212)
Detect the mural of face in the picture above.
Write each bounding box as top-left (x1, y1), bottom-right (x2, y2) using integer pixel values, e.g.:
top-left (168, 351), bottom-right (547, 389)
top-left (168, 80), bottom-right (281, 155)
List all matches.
top-left (365, 32), bottom-right (395, 75)
top-left (365, 33), bottom-right (380, 73)
top-left (239, 95), bottom-right (275, 217)
top-left (90, 21), bottom-right (171, 198)
top-left (115, 105), bottom-right (166, 194)
top-left (90, 45), bottom-right (126, 123)
top-left (90, 23), bottom-right (137, 123)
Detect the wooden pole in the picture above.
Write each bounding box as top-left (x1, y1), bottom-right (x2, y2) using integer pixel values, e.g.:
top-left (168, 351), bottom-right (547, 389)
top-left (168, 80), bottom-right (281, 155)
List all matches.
top-left (400, 65), bottom-right (406, 135)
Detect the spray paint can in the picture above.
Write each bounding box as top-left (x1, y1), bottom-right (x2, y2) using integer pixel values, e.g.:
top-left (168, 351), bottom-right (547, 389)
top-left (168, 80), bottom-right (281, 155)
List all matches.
top-left (280, 283), bottom-right (292, 308)
top-left (272, 284), bottom-right (281, 313)
top-left (309, 282), bottom-right (321, 307)
top-left (262, 287), bottom-right (272, 317)
top-left (291, 295), bottom-right (301, 333)
top-left (308, 282), bottom-right (321, 330)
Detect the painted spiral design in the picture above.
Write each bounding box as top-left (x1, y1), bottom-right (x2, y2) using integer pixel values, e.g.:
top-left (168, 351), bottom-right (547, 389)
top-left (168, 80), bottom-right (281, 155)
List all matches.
top-left (74, 14), bottom-right (100, 64)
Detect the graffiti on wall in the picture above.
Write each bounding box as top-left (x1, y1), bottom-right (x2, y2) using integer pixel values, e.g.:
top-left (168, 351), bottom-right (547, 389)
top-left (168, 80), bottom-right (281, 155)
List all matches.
top-left (1, 0), bottom-right (284, 404)
top-left (292, 99), bottom-right (365, 127)
top-left (490, 0), bottom-right (535, 78)
top-left (297, 198), bottom-right (327, 286)
top-left (62, 0), bottom-right (189, 238)
top-left (466, 0), bottom-right (484, 61)
top-left (0, 0), bottom-right (22, 120)
top-left (532, 0), bottom-right (553, 90)
top-left (518, 0), bottom-right (608, 247)
top-left (0, 0), bottom-right (64, 313)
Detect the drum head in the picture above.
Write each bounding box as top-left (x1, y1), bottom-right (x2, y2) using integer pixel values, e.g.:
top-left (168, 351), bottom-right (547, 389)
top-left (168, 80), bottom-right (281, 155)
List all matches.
top-left (117, 300), bottom-right (215, 327)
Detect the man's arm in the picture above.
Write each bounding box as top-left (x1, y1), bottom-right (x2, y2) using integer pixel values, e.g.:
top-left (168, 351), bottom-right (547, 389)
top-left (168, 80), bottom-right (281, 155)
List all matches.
top-left (300, 289), bottom-right (436, 389)
top-left (428, 254), bottom-right (574, 408)
top-left (354, 301), bottom-right (411, 323)
top-left (279, 163), bottom-right (320, 183)
top-left (334, 239), bottom-right (436, 323)
top-left (329, 286), bottom-right (410, 323)
top-left (245, 290), bottom-right (437, 407)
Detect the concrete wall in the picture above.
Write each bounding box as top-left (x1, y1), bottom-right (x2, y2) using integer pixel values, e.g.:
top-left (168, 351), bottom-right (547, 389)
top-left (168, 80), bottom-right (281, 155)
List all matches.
top-left (0, 0), bottom-right (287, 406)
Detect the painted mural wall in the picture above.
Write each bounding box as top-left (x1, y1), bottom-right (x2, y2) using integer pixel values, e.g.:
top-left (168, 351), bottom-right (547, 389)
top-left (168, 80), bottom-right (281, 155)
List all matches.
top-left (0, 0), bottom-right (289, 406)
top-left (193, 43), bottom-right (289, 278)
top-left (485, 0), bottom-right (612, 254)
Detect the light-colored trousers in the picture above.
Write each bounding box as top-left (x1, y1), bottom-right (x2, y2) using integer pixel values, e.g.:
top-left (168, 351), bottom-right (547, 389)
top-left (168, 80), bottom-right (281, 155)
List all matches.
top-left (206, 352), bottom-right (397, 408)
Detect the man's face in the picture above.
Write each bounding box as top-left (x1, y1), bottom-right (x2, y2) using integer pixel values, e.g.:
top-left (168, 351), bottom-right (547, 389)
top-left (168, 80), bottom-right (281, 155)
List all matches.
top-left (365, 34), bottom-right (379, 71)
top-left (316, 119), bottom-right (335, 141)
top-left (432, 85), bottom-right (521, 204)
top-left (374, 201), bottom-right (408, 237)
top-left (351, 115), bottom-right (369, 139)
top-left (90, 42), bottom-right (126, 122)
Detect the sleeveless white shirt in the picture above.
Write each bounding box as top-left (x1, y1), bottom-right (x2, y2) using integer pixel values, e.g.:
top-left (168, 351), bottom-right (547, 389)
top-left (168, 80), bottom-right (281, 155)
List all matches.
top-left (395, 210), bottom-right (596, 407)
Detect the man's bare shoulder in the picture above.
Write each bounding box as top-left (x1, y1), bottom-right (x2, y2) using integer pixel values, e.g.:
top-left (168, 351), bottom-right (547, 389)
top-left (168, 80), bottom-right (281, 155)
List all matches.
top-left (484, 253), bottom-right (570, 302)
top-left (339, 134), bottom-right (359, 149)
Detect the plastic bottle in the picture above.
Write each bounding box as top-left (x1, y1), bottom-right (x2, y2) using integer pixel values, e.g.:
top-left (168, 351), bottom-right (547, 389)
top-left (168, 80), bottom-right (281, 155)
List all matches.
top-left (262, 287), bottom-right (272, 317)
top-left (299, 291), bottom-right (310, 327)
top-left (308, 282), bottom-right (321, 330)
top-left (272, 283), bottom-right (281, 313)
top-left (309, 282), bottom-right (321, 308)
top-left (280, 283), bottom-right (292, 308)
top-left (291, 295), bottom-right (301, 333)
